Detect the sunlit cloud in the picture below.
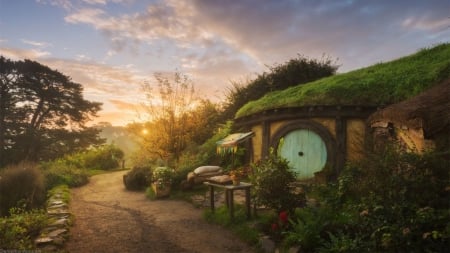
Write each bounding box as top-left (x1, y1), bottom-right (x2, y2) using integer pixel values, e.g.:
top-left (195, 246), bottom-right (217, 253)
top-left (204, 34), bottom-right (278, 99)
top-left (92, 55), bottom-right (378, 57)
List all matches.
top-left (21, 39), bottom-right (52, 48)
top-left (0, 47), bottom-right (51, 60)
top-left (109, 99), bottom-right (138, 111)
top-left (75, 54), bottom-right (92, 61)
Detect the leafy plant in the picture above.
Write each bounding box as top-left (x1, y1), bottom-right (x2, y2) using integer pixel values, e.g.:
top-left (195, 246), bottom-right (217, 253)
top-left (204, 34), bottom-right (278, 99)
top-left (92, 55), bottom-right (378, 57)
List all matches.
top-left (40, 160), bottom-right (89, 189)
top-left (0, 208), bottom-right (48, 250)
top-left (123, 165), bottom-right (153, 191)
top-left (250, 150), bottom-right (300, 212)
top-left (152, 167), bottom-right (174, 189)
top-left (83, 144), bottom-right (124, 170)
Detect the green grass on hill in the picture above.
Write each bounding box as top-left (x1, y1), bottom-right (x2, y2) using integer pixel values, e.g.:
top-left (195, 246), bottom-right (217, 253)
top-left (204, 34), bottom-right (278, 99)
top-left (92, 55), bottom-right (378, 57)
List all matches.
top-left (236, 43), bottom-right (450, 118)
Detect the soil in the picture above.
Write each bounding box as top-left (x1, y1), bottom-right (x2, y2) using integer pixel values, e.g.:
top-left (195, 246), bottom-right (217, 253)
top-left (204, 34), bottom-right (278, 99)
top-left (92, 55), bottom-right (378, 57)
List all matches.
top-left (65, 170), bottom-right (255, 253)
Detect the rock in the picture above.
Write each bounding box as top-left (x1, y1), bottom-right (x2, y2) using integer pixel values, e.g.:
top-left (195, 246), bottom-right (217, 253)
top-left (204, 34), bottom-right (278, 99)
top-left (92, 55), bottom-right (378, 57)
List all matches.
top-left (48, 228), bottom-right (68, 238)
top-left (47, 203), bottom-right (68, 209)
top-left (50, 218), bottom-right (69, 227)
top-left (35, 236), bottom-right (53, 245)
top-left (50, 200), bottom-right (64, 205)
top-left (47, 209), bottom-right (70, 215)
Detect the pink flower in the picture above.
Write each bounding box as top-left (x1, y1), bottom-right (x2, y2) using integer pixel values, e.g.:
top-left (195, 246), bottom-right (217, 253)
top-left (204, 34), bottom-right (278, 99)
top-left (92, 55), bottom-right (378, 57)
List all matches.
top-left (279, 211), bottom-right (288, 224)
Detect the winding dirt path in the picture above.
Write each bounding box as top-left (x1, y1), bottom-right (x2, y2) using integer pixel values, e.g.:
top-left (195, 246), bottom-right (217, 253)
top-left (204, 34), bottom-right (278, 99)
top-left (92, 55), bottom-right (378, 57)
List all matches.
top-left (65, 171), bottom-right (254, 253)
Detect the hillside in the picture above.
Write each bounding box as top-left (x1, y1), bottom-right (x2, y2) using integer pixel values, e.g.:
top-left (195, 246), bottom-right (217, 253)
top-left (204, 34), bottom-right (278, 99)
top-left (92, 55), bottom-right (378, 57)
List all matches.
top-left (236, 43), bottom-right (450, 118)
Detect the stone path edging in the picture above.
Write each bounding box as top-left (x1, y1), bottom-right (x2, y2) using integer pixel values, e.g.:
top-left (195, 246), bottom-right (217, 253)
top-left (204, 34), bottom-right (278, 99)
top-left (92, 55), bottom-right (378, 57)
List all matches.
top-left (35, 186), bottom-right (72, 252)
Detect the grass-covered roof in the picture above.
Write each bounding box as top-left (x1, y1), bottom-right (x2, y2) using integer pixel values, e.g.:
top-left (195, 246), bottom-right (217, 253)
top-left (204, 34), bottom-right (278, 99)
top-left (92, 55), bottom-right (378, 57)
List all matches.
top-left (236, 43), bottom-right (450, 118)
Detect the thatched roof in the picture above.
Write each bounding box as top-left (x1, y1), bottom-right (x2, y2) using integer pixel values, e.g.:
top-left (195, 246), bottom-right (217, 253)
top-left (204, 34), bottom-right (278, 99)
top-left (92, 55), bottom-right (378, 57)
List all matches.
top-left (369, 79), bottom-right (450, 138)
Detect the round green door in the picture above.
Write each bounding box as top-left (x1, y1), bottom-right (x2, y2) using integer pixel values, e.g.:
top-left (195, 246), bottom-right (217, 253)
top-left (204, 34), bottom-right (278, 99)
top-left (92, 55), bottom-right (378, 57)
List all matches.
top-left (278, 129), bottom-right (327, 179)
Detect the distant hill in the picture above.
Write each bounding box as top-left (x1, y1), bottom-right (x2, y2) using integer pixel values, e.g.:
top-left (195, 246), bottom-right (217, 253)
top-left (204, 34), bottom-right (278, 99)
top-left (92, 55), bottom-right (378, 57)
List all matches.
top-left (236, 43), bottom-right (450, 118)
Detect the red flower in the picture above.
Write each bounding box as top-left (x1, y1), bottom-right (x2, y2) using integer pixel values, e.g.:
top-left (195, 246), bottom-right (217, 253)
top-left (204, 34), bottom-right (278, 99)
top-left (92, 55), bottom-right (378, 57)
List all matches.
top-left (271, 223), bottom-right (278, 231)
top-left (279, 211), bottom-right (288, 224)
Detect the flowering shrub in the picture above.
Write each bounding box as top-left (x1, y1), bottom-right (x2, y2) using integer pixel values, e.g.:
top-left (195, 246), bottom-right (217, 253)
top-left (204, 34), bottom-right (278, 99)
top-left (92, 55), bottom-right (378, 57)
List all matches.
top-left (152, 167), bottom-right (173, 189)
top-left (269, 211), bottom-right (290, 242)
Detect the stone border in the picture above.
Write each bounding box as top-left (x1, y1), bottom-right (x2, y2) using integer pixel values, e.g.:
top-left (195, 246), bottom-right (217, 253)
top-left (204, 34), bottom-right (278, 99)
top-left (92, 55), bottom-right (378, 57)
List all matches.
top-left (34, 185), bottom-right (72, 252)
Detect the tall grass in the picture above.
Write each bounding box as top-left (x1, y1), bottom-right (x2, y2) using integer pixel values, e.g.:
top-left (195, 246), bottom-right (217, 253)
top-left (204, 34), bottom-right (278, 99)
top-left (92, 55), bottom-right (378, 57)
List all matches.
top-left (0, 162), bottom-right (46, 216)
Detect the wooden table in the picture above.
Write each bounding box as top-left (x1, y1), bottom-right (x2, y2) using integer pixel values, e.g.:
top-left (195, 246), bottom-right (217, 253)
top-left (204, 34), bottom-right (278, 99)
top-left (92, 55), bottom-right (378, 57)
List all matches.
top-left (204, 181), bottom-right (252, 219)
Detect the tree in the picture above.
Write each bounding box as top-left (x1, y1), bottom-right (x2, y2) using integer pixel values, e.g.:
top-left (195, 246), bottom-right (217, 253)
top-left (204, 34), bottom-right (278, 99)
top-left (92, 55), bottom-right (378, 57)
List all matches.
top-left (220, 55), bottom-right (339, 122)
top-left (135, 71), bottom-right (195, 166)
top-left (128, 72), bottom-right (222, 168)
top-left (0, 57), bottom-right (103, 166)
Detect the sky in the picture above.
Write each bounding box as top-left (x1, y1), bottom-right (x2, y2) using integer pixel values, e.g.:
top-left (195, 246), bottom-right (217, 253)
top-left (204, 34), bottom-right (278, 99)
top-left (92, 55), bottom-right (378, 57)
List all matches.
top-left (0, 0), bottom-right (449, 126)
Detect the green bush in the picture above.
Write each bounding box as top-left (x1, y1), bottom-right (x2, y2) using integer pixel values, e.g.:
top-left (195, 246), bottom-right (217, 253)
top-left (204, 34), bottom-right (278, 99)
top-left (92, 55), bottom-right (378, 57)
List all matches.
top-left (0, 208), bottom-right (48, 250)
top-left (283, 148), bottom-right (449, 252)
top-left (250, 150), bottom-right (300, 213)
top-left (40, 160), bottom-right (89, 189)
top-left (83, 144), bottom-right (124, 170)
top-left (0, 162), bottom-right (46, 216)
top-left (123, 166), bottom-right (152, 191)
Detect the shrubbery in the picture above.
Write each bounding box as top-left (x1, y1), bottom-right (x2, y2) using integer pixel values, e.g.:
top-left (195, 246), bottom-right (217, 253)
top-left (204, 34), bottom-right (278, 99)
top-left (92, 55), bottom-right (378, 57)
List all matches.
top-left (250, 150), bottom-right (302, 213)
top-left (0, 208), bottom-right (48, 250)
top-left (123, 166), bottom-right (152, 191)
top-left (83, 144), bottom-right (124, 170)
top-left (40, 160), bottom-right (90, 189)
top-left (0, 162), bottom-right (46, 216)
top-left (280, 148), bottom-right (450, 252)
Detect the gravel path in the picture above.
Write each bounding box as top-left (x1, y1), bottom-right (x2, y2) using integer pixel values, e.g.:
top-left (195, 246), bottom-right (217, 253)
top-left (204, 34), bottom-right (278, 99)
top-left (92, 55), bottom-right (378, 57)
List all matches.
top-left (65, 170), bottom-right (255, 253)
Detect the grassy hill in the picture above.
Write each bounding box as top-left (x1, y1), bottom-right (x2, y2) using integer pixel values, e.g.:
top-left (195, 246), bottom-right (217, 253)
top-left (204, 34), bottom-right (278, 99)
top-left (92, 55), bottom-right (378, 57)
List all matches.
top-left (236, 43), bottom-right (450, 118)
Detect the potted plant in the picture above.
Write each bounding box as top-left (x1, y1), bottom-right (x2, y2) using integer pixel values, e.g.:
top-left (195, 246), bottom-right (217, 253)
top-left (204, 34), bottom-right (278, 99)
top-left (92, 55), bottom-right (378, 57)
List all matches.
top-left (229, 167), bottom-right (246, 185)
top-left (151, 167), bottom-right (173, 198)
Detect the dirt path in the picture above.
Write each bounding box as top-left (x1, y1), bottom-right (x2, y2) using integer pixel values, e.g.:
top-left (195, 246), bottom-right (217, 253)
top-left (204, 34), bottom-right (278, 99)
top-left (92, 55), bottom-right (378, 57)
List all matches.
top-left (65, 171), bottom-right (255, 253)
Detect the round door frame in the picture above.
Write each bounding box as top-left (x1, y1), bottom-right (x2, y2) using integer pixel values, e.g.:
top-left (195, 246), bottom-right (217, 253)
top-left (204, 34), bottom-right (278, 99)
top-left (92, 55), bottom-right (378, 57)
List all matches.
top-left (270, 120), bottom-right (337, 173)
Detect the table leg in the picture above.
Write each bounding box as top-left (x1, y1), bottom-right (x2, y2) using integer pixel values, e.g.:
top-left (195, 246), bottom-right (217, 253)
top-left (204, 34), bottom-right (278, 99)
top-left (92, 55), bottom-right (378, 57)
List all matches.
top-left (229, 189), bottom-right (234, 219)
top-left (245, 188), bottom-right (251, 219)
top-left (225, 189), bottom-right (230, 208)
top-left (209, 185), bottom-right (215, 212)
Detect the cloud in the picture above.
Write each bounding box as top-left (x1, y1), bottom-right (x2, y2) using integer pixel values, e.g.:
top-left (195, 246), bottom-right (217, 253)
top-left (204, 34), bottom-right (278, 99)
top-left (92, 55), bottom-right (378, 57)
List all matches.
top-left (21, 39), bottom-right (52, 48)
top-left (184, 0), bottom-right (450, 71)
top-left (36, 0), bottom-right (73, 10)
top-left (0, 47), bottom-right (51, 59)
top-left (109, 99), bottom-right (139, 111)
top-left (82, 0), bottom-right (107, 5)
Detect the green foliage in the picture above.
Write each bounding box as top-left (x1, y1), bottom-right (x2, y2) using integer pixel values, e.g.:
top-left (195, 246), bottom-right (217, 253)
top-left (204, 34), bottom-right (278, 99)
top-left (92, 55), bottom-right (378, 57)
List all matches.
top-left (0, 56), bottom-right (103, 167)
top-left (222, 55), bottom-right (337, 121)
top-left (0, 208), bottom-right (48, 250)
top-left (282, 149), bottom-right (449, 252)
top-left (40, 160), bottom-right (89, 189)
top-left (123, 166), bottom-right (153, 191)
top-left (47, 184), bottom-right (71, 204)
top-left (83, 144), bottom-right (124, 170)
top-left (237, 43), bottom-right (450, 117)
top-left (175, 120), bottom-right (232, 175)
top-left (250, 150), bottom-right (300, 212)
top-left (203, 205), bottom-right (260, 246)
top-left (152, 167), bottom-right (174, 187)
top-left (0, 162), bottom-right (46, 216)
